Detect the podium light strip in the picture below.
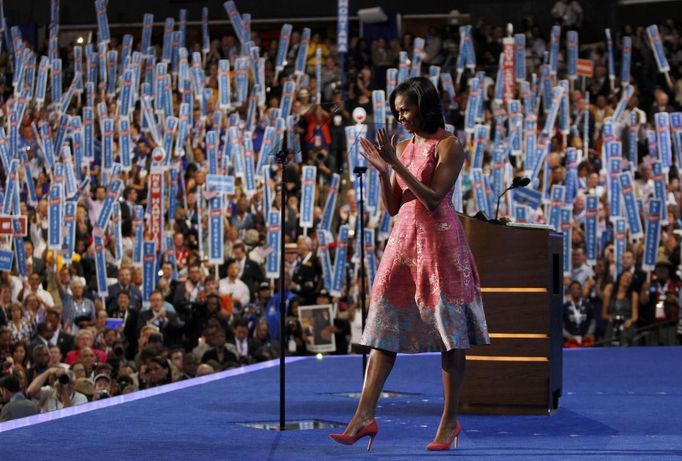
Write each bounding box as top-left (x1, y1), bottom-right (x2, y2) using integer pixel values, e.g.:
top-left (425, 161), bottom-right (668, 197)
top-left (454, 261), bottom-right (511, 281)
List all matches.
top-left (481, 288), bottom-right (548, 293)
top-left (467, 356), bottom-right (549, 362)
top-left (488, 333), bottom-right (548, 339)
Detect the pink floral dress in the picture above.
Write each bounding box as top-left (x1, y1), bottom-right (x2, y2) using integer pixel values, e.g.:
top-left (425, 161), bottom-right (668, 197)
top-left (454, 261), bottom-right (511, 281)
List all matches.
top-left (360, 129), bottom-right (490, 353)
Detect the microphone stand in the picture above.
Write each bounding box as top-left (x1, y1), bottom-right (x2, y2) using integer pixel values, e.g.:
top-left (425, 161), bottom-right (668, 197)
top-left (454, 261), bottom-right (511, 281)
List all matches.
top-left (353, 165), bottom-right (369, 376)
top-left (274, 140), bottom-right (289, 431)
top-left (494, 184), bottom-right (516, 223)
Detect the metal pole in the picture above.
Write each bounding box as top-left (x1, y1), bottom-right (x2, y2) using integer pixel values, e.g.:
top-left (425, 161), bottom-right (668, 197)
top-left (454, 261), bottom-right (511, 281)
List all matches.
top-left (278, 156), bottom-right (287, 431)
top-left (354, 166), bottom-right (368, 375)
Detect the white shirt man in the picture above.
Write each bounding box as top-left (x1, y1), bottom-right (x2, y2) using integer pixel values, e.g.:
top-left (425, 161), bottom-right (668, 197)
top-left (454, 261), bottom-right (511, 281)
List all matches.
top-left (219, 260), bottom-right (250, 309)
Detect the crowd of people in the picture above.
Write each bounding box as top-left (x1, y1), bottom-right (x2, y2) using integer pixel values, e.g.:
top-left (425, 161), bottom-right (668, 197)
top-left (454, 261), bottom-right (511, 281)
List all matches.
top-left (1, 1), bottom-right (682, 421)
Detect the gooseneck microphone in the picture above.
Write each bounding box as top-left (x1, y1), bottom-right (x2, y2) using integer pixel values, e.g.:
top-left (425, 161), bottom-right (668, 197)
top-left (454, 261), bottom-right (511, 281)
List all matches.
top-left (494, 176), bottom-right (531, 222)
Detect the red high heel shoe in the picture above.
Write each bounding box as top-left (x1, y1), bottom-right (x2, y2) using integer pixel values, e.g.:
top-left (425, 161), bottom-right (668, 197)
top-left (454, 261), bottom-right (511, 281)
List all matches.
top-left (329, 421), bottom-right (379, 451)
top-left (426, 421), bottom-right (461, 451)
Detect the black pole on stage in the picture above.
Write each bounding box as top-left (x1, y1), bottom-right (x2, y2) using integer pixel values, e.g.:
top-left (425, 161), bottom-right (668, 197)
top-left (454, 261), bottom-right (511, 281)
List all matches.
top-left (354, 165), bottom-right (368, 376)
top-left (275, 138), bottom-right (289, 431)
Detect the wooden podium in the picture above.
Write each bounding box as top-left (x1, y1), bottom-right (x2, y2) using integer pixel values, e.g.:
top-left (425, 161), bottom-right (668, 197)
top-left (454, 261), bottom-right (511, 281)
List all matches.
top-left (459, 214), bottom-right (563, 415)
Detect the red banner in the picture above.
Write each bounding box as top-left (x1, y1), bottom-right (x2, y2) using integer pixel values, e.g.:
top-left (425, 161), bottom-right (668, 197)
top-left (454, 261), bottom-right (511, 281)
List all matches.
top-left (0, 215), bottom-right (27, 237)
top-left (147, 172), bottom-right (164, 250)
top-left (502, 37), bottom-right (515, 104)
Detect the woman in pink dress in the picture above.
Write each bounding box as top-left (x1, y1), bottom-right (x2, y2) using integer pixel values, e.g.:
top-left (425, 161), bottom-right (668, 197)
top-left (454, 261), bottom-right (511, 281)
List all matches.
top-left (330, 77), bottom-right (490, 451)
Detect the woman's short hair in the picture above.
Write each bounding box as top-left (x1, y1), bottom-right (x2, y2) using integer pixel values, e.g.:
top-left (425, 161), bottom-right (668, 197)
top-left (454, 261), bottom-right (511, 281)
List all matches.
top-left (389, 76), bottom-right (445, 133)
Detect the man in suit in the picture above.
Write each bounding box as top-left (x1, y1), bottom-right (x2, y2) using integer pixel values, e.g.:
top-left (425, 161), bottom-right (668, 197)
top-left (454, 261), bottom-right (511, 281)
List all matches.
top-left (24, 240), bottom-right (46, 285)
top-left (291, 236), bottom-right (322, 305)
top-left (45, 310), bottom-right (75, 357)
top-left (0, 374), bottom-right (39, 422)
top-left (232, 241), bottom-right (265, 298)
top-left (232, 317), bottom-right (258, 364)
top-left (106, 267), bottom-right (143, 313)
top-left (137, 290), bottom-right (184, 348)
top-left (170, 263), bottom-right (205, 322)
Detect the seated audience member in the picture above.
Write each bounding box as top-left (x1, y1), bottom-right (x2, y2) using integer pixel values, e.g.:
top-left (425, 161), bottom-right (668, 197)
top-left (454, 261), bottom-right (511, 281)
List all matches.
top-left (137, 291), bottom-right (185, 348)
top-left (6, 304), bottom-right (33, 343)
top-left (45, 309), bottom-right (75, 357)
top-left (0, 374), bottom-right (39, 421)
top-left (47, 345), bottom-right (68, 369)
top-left (70, 361), bottom-right (89, 380)
top-left (196, 363), bottom-right (215, 377)
top-left (26, 345), bottom-right (51, 384)
top-left (140, 356), bottom-right (172, 389)
top-left (232, 317), bottom-right (258, 364)
top-left (563, 281), bottom-right (596, 347)
top-left (93, 373), bottom-right (112, 400)
top-left (181, 353), bottom-right (199, 380)
top-left (200, 326), bottom-right (240, 370)
top-left (253, 321), bottom-right (281, 362)
top-left (64, 329), bottom-right (107, 365)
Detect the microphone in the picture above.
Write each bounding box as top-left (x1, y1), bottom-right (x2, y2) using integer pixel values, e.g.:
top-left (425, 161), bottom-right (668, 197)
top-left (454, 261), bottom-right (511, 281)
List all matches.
top-left (511, 176), bottom-right (531, 188)
top-left (494, 176), bottom-right (530, 223)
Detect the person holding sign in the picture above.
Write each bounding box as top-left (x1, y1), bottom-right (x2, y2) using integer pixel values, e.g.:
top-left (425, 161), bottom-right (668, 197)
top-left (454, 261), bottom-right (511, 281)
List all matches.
top-left (330, 77), bottom-right (490, 451)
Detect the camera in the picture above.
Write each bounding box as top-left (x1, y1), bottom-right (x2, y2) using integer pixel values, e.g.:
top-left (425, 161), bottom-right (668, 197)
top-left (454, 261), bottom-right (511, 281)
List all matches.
top-left (113, 346), bottom-right (125, 357)
top-left (97, 391), bottom-right (110, 400)
top-left (58, 374), bottom-right (71, 385)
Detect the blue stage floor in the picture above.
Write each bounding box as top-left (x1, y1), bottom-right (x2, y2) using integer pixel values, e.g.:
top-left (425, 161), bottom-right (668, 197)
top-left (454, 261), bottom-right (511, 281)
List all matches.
top-left (1, 347), bottom-right (682, 461)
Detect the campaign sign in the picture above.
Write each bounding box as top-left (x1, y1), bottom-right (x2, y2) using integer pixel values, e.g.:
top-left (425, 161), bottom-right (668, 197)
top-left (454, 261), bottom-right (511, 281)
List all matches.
top-left (295, 28), bottom-right (311, 76)
top-left (142, 240), bottom-right (157, 304)
top-left (655, 112), bottom-right (672, 171)
top-left (96, 179), bottom-right (123, 229)
top-left (47, 183), bottom-right (63, 250)
top-left (618, 172), bottom-right (644, 239)
top-left (548, 184), bottom-right (566, 232)
top-left (331, 225), bottom-right (350, 296)
top-left (560, 207), bottom-right (572, 276)
top-left (642, 199), bottom-right (662, 271)
top-left (651, 161), bottom-right (668, 225)
top-left (300, 166), bottom-right (317, 229)
top-left (264, 210), bottom-right (281, 279)
top-left (218, 59), bottom-right (231, 109)
top-left (471, 168), bottom-right (490, 218)
top-left (93, 227), bottom-right (109, 298)
top-left (337, 0), bottom-right (349, 53)
top-left (608, 157), bottom-right (622, 221)
top-left (206, 174), bottom-right (235, 195)
top-left (275, 23), bottom-right (292, 72)
top-left (147, 171), bottom-right (164, 249)
top-left (614, 218), bottom-right (627, 276)
top-left (320, 173), bottom-right (340, 232)
top-left (585, 195), bottom-right (599, 265)
top-left (133, 205), bottom-right (144, 268)
top-left (208, 195), bottom-right (224, 265)
top-left (513, 186), bottom-right (542, 210)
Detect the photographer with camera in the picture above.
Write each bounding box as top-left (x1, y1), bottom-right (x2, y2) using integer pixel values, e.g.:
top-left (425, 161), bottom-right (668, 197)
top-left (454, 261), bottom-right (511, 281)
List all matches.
top-left (26, 366), bottom-right (88, 412)
top-left (92, 373), bottom-right (112, 401)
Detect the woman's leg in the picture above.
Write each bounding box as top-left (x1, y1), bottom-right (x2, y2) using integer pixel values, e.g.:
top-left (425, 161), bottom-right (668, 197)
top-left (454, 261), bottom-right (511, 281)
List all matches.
top-left (343, 348), bottom-right (397, 435)
top-left (431, 348), bottom-right (466, 443)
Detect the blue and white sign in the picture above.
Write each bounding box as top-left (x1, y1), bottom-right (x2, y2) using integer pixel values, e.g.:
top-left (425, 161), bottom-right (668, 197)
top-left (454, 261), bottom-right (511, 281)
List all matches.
top-left (300, 166), bottom-right (317, 229)
top-left (208, 195), bottom-right (224, 265)
top-left (331, 225), bottom-right (350, 296)
top-left (642, 200), bottom-right (662, 271)
top-left (265, 210), bottom-right (281, 279)
top-left (618, 171), bottom-right (643, 238)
